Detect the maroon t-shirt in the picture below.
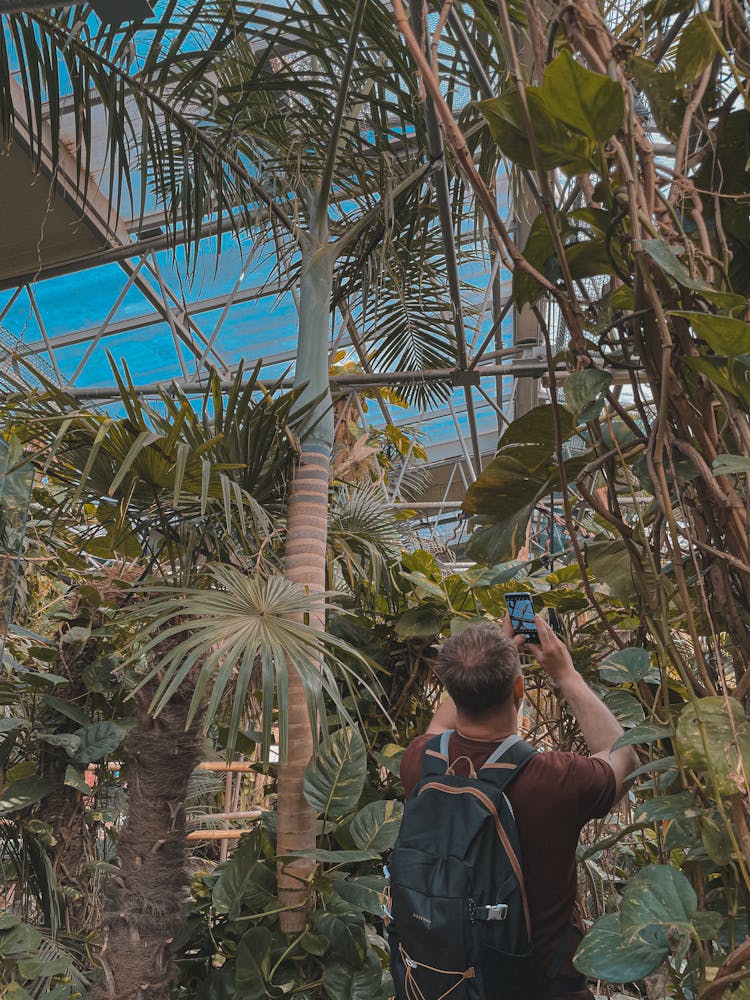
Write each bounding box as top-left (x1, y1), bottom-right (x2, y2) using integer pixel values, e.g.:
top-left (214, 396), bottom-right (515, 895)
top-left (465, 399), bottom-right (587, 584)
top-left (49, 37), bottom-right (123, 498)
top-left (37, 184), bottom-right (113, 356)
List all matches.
top-left (400, 732), bottom-right (616, 1000)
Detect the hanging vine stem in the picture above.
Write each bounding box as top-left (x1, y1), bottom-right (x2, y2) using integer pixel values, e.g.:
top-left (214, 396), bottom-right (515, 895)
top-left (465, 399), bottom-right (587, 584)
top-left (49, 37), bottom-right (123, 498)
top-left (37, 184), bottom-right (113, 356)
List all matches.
top-left (533, 305), bottom-right (626, 650)
top-left (492, 0), bottom-right (588, 356)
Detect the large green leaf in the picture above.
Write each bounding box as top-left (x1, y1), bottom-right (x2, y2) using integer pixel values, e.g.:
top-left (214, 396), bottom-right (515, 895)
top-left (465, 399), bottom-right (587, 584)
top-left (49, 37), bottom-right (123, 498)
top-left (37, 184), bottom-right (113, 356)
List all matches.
top-left (512, 212), bottom-right (562, 307)
top-left (303, 728), bottom-right (367, 819)
top-left (541, 50), bottom-right (624, 140)
top-left (196, 965), bottom-right (236, 1000)
top-left (234, 927), bottom-right (273, 1000)
top-left (585, 540), bottom-right (639, 606)
top-left (371, 743), bottom-right (405, 778)
top-left (394, 605), bottom-right (444, 640)
top-left (612, 721), bottom-right (672, 749)
top-left (312, 904), bottom-right (367, 967)
top-left (712, 454), bottom-right (750, 476)
top-left (599, 647), bottom-right (652, 684)
top-left (465, 504), bottom-right (537, 565)
top-left (675, 696), bottom-right (750, 796)
top-left (676, 14), bottom-right (719, 85)
top-left (476, 89), bottom-right (594, 174)
top-left (496, 404), bottom-right (577, 450)
top-left (39, 732), bottom-right (81, 755)
top-left (563, 369), bottom-right (612, 422)
top-left (620, 864), bottom-right (696, 951)
top-left (463, 406), bottom-right (585, 563)
top-left (674, 312), bottom-right (750, 357)
top-left (629, 59), bottom-right (685, 141)
top-left (331, 875), bottom-right (387, 917)
top-left (603, 690), bottom-right (645, 728)
top-left (573, 912), bottom-right (666, 982)
top-left (349, 801), bottom-right (403, 852)
top-left (212, 835), bottom-right (276, 919)
top-left (16, 957), bottom-right (71, 979)
top-left (41, 694), bottom-right (90, 726)
top-left (0, 920), bottom-right (43, 956)
top-left (0, 718), bottom-right (28, 734)
top-left (70, 721), bottom-right (126, 763)
top-left (634, 791), bottom-right (700, 822)
top-left (642, 240), bottom-right (708, 290)
top-left (0, 775), bottom-right (53, 816)
top-left (322, 952), bottom-right (384, 1000)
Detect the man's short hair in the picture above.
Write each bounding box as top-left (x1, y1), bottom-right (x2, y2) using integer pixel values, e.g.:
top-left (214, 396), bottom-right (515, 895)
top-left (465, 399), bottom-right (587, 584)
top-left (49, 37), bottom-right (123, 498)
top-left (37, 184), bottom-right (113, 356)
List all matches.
top-left (433, 621), bottom-right (520, 716)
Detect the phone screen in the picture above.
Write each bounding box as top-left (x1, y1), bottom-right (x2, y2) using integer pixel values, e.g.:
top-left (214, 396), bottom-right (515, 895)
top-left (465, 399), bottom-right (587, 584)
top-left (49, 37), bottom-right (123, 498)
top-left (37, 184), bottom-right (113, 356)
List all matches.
top-left (504, 592), bottom-right (539, 644)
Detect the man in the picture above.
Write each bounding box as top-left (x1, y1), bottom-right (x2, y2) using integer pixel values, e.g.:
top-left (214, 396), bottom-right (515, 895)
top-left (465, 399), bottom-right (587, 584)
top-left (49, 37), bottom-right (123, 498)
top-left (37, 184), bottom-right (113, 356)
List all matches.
top-left (399, 615), bottom-right (638, 1000)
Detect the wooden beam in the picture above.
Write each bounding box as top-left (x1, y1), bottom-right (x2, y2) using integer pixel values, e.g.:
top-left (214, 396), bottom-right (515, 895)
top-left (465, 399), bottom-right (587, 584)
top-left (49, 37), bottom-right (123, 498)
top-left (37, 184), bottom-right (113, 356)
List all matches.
top-left (196, 761), bottom-right (257, 772)
top-left (191, 811), bottom-right (263, 822)
top-left (186, 829), bottom-right (255, 841)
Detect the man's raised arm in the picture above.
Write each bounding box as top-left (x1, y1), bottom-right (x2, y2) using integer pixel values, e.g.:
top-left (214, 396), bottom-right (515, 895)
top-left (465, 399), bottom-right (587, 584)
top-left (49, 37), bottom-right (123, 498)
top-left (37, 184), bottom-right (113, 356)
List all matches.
top-left (522, 616), bottom-right (639, 801)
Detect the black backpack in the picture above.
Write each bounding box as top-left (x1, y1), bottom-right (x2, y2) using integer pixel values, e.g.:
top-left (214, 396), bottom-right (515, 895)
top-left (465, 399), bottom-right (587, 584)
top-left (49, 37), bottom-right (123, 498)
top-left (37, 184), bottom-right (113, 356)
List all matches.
top-left (385, 731), bottom-right (539, 1000)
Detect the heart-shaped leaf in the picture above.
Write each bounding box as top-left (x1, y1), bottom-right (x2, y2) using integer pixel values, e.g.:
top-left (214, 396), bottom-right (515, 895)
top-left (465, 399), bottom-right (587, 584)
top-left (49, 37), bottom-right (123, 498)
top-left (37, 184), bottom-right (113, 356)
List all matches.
top-left (620, 864), bottom-right (696, 949)
top-left (332, 875), bottom-right (387, 917)
top-left (212, 834), bottom-right (275, 919)
top-left (322, 952), bottom-right (384, 1000)
top-left (676, 696), bottom-right (750, 796)
top-left (541, 49), bottom-right (625, 140)
top-left (350, 801), bottom-right (403, 852)
top-left (304, 728), bottom-right (367, 819)
top-left (234, 926), bottom-right (273, 1000)
top-left (573, 912), bottom-right (666, 981)
top-left (599, 647), bottom-right (652, 683)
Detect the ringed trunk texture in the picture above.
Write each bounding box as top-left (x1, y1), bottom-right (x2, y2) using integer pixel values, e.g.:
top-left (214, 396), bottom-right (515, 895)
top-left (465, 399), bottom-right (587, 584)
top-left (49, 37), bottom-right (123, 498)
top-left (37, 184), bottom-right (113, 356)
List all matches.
top-left (92, 678), bottom-right (201, 1000)
top-left (277, 445), bottom-right (330, 932)
top-left (277, 231), bottom-right (335, 933)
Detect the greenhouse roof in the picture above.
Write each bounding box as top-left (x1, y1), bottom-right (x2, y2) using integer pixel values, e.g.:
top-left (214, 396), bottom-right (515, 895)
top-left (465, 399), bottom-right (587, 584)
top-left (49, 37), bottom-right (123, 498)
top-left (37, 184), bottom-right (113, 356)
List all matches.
top-left (0, 1), bottom-right (538, 527)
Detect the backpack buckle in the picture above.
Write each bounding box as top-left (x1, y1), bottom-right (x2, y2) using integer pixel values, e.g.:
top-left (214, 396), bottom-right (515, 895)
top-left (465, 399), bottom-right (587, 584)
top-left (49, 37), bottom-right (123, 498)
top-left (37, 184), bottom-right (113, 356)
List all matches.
top-left (482, 903), bottom-right (508, 921)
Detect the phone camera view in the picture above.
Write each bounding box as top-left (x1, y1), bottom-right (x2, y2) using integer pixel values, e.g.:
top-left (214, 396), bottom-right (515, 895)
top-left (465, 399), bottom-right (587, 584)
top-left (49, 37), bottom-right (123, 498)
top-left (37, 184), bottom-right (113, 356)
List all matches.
top-left (504, 593), bottom-right (539, 645)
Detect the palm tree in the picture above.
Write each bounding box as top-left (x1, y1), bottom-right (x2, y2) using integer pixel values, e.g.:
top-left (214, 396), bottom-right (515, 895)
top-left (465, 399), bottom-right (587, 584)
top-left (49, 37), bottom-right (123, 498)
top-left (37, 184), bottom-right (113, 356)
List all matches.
top-left (4, 366), bottom-right (306, 997)
top-left (1, 0), bottom-right (507, 933)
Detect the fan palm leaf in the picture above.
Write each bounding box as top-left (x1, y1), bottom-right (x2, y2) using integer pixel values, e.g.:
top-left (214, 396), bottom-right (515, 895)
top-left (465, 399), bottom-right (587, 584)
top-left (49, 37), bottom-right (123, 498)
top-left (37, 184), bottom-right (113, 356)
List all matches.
top-left (130, 565), bottom-right (384, 758)
top-left (328, 481), bottom-right (403, 600)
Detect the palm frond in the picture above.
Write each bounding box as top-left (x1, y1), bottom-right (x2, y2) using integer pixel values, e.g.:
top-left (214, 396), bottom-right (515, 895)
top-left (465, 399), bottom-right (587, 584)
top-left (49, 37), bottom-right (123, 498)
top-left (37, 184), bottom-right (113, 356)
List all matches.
top-left (129, 565), bottom-right (385, 759)
top-left (3, 361), bottom-right (300, 573)
top-left (328, 481), bottom-right (402, 599)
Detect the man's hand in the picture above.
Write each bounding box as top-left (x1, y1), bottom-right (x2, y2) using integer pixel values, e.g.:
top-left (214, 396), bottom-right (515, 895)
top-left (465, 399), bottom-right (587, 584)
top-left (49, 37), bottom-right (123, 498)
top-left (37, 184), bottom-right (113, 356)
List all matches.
top-left (520, 616), bottom-right (577, 687)
top-left (501, 613), bottom-right (531, 651)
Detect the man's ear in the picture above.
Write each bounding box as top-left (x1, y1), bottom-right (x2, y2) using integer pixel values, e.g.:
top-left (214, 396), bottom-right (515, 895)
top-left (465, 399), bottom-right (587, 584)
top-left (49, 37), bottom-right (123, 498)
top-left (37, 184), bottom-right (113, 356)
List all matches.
top-left (513, 673), bottom-right (524, 701)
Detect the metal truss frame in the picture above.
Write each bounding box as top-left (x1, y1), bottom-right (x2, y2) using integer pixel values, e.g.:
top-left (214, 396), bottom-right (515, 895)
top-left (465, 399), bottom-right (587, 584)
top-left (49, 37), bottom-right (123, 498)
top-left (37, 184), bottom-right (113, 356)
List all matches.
top-left (0, 4), bottom-right (554, 554)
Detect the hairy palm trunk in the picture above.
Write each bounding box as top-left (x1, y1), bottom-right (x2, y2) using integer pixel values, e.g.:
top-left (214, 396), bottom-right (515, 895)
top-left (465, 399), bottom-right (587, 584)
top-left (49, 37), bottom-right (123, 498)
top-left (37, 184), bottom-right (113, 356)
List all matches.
top-left (277, 213), bottom-right (335, 933)
top-left (93, 671), bottom-right (201, 1000)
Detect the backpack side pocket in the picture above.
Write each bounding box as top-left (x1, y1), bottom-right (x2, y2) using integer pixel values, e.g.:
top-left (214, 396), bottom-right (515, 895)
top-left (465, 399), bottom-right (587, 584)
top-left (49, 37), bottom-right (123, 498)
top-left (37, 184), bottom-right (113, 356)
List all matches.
top-left (389, 847), bottom-right (480, 1000)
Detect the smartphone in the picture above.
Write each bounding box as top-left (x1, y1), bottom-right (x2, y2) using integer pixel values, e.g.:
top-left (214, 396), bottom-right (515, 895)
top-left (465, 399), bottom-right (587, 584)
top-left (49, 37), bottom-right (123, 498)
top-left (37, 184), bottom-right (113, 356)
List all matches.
top-left (503, 592), bottom-right (539, 645)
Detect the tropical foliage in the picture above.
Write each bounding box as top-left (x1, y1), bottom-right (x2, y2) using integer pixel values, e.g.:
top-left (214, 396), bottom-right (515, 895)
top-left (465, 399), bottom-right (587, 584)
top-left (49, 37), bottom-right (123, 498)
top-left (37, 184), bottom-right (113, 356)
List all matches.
top-left (2, 0), bottom-right (750, 998)
top-left (389, 0), bottom-right (750, 994)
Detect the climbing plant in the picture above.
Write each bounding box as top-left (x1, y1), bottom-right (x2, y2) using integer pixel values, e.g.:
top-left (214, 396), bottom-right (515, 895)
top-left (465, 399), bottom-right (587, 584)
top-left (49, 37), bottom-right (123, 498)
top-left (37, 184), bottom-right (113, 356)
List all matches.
top-left (391, 0), bottom-right (750, 994)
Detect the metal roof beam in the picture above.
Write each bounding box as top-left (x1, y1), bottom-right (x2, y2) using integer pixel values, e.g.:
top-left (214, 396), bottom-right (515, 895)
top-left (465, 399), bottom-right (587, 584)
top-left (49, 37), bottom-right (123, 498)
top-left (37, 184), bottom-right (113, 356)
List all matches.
top-left (19, 279), bottom-right (287, 355)
top-left (12, 361), bottom-right (541, 401)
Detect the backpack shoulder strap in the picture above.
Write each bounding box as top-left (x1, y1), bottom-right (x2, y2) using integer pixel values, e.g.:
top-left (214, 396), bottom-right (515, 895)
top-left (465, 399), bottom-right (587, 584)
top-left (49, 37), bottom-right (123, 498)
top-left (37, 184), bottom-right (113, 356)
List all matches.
top-left (477, 736), bottom-right (537, 794)
top-left (419, 730), bottom-right (452, 778)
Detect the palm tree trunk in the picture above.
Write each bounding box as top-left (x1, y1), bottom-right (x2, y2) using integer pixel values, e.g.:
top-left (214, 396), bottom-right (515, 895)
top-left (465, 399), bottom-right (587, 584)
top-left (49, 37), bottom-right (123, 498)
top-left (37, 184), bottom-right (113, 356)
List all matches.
top-left (277, 212), bottom-right (335, 933)
top-left (92, 671), bottom-right (201, 1000)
